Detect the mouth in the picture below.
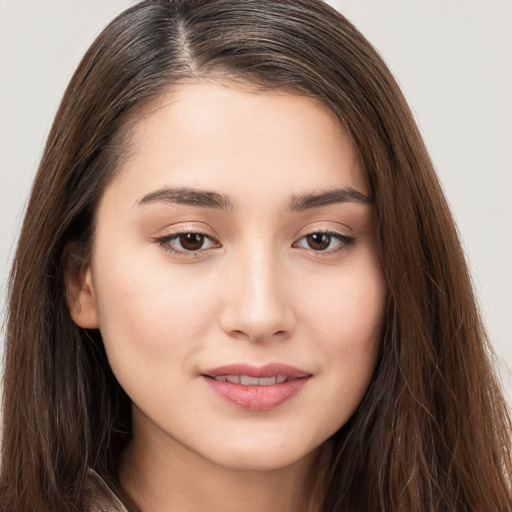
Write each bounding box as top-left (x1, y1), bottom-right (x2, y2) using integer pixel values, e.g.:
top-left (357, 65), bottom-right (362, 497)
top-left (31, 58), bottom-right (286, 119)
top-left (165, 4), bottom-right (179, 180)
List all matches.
top-left (201, 363), bottom-right (311, 411)
top-left (205, 374), bottom-right (289, 385)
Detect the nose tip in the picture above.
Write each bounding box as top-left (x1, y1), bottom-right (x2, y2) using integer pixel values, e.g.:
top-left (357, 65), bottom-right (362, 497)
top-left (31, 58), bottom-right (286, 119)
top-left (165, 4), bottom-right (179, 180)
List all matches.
top-left (228, 325), bottom-right (292, 343)
top-left (220, 290), bottom-right (296, 342)
top-left (219, 255), bottom-right (296, 343)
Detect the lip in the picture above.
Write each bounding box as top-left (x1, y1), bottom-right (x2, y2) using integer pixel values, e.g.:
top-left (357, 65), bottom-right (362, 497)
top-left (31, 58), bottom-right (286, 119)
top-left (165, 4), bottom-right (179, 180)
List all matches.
top-left (201, 363), bottom-right (311, 411)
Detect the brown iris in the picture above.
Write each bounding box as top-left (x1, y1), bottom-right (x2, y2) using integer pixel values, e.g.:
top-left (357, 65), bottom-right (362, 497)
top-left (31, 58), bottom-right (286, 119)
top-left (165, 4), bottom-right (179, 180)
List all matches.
top-left (306, 233), bottom-right (332, 250)
top-left (179, 233), bottom-right (205, 251)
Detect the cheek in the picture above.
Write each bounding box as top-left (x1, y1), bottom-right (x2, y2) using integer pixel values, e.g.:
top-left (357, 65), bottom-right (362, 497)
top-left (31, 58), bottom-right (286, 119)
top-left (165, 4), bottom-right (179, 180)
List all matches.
top-left (91, 251), bottom-right (219, 376)
top-left (301, 263), bottom-right (386, 352)
top-left (298, 259), bottom-right (386, 408)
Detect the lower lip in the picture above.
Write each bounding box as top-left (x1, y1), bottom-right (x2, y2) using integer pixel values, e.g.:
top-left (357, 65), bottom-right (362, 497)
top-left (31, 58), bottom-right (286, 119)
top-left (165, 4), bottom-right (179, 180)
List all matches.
top-left (202, 377), bottom-right (309, 411)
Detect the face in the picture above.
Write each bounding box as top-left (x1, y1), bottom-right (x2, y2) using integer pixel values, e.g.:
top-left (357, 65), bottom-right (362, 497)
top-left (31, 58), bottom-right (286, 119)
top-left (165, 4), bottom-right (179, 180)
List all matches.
top-left (70, 81), bottom-right (387, 472)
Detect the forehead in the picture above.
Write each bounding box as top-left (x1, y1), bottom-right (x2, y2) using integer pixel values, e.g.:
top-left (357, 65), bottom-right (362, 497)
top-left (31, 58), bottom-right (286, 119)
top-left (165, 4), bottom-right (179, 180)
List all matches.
top-left (104, 80), bottom-right (367, 207)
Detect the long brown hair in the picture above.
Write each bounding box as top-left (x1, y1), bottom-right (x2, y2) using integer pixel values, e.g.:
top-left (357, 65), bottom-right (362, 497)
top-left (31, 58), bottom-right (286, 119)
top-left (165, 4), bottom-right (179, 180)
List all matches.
top-left (2, 1), bottom-right (511, 510)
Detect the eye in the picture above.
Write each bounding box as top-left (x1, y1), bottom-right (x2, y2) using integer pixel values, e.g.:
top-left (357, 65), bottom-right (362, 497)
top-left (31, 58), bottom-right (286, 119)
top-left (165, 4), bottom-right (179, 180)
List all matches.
top-left (157, 232), bottom-right (219, 254)
top-left (293, 231), bottom-right (355, 253)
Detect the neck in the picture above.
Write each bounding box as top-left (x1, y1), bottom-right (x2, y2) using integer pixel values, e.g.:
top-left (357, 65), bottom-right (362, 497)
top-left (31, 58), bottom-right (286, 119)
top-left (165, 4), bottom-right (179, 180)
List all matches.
top-left (119, 410), bottom-right (328, 512)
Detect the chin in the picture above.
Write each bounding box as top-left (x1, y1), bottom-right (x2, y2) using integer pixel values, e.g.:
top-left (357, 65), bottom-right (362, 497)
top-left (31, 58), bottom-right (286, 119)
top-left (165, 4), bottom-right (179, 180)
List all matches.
top-left (202, 437), bottom-right (322, 473)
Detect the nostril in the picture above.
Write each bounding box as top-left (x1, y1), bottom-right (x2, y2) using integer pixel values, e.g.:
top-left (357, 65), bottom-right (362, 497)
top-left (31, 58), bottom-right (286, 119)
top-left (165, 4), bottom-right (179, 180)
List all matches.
top-left (218, 292), bottom-right (297, 342)
top-left (227, 328), bottom-right (290, 343)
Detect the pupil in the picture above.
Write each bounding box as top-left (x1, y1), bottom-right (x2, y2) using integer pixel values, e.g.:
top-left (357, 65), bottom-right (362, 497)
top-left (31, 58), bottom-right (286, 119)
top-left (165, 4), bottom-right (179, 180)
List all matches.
top-left (307, 233), bottom-right (331, 250)
top-left (180, 233), bottom-right (204, 251)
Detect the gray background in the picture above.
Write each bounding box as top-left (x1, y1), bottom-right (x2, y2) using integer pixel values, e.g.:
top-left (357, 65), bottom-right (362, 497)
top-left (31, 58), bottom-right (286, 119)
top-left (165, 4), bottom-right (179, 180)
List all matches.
top-left (1, 0), bottom-right (511, 404)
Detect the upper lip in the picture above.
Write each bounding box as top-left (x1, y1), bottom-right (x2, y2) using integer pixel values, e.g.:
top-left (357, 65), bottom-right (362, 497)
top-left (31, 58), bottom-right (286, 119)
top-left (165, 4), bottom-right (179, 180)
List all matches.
top-left (202, 363), bottom-right (311, 379)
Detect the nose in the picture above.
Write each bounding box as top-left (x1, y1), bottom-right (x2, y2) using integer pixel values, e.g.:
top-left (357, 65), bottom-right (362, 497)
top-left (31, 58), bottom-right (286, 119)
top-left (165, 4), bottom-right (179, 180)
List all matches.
top-left (219, 246), bottom-right (296, 343)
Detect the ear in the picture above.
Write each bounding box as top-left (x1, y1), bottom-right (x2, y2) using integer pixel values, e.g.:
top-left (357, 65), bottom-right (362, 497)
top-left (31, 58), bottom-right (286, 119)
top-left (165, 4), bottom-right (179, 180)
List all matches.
top-left (65, 263), bottom-right (100, 329)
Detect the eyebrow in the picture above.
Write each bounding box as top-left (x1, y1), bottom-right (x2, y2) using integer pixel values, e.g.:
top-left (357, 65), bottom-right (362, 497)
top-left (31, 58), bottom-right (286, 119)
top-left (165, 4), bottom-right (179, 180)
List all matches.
top-left (137, 187), bottom-right (235, 211)
top-left (287, 187), bottom-right (372, 211)
top-left (137, 186), bottom-right (371, 213)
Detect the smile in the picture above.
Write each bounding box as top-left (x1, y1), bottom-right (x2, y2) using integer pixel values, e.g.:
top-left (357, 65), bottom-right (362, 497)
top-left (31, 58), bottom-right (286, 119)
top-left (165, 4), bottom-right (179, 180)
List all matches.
top-left (209, 375), bottom-right (288, 385)
top-left (201, 363), bottom-right (311, 411)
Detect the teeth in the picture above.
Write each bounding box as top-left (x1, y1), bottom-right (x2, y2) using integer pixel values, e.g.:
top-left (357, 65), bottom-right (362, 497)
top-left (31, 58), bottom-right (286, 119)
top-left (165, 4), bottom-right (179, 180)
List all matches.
top-left (214, 375), bottom-right (288, 386)
top-left (257, 376), bottom-right (277, 386)
top-left (240, 375), bottom-right (260, 386)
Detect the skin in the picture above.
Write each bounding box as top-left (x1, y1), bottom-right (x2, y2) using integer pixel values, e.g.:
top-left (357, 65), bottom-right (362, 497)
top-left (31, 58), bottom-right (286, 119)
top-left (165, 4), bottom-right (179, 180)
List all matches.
top-left (69, 81), bottom-right (387, 512)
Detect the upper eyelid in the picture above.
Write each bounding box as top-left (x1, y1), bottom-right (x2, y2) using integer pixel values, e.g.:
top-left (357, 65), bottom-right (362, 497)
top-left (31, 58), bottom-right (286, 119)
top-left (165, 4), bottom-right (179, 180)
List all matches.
top-left (157, 228), bottom-right (350, 240)
top-left (293, 225), bottom-right (353, 240)
top-left (293, 231), bottom-right (355, 246)
top-left (158, 231), bottom-right (219, 244)
top-left (301, 228), bottom-right (349, 237)
top-left (153, 223), bottom-right (354, 247)
top-left (154, 223), bottom-right (217, 239)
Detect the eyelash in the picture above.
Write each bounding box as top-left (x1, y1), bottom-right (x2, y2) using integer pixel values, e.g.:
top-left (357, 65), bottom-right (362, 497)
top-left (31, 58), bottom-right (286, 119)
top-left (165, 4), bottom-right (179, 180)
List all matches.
top-left (292, 230), bottom-right (356, 255)
top-left (156, 230), bottom-right (219, 256)
top-left (155, 229), bottom-right (356, 256)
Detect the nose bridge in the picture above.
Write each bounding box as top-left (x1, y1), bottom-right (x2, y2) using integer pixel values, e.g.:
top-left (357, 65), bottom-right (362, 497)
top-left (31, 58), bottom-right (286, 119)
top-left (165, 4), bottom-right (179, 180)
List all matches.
top-left (220, 239), bottom-right (295, 341)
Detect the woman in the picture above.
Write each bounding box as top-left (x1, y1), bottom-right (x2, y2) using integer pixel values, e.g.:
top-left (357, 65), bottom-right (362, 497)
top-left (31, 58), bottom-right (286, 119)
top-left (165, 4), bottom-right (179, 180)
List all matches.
top-left (1, 1), bottom-right (511, 511)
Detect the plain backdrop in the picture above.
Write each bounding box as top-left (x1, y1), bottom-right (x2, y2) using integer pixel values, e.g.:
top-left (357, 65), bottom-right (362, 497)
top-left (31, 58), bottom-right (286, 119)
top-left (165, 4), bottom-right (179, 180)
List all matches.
top-left (1, 0), bottom-right (511, 404)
